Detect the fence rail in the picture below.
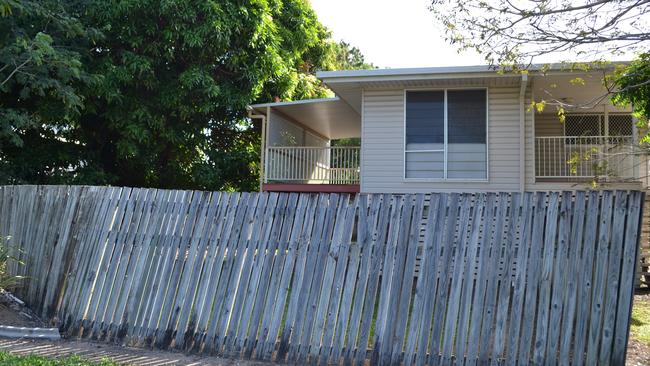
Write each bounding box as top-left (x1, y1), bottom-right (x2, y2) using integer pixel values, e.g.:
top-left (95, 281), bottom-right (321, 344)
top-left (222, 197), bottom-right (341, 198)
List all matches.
top-left (0, 185), bottom-right (644, 365)
top-left (265, 146), bottom-right (360, 184)
top-left (535, 135), bottom-right (636, 180)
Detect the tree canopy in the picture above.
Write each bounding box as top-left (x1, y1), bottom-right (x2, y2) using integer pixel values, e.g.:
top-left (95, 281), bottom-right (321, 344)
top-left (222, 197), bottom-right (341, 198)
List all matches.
top-left (0, 0), bottom-right (373, 191)
top-left (430, 0), bottom-right (649, 67)
top-left (0, 0), bottom-right (99, 184)
top-left (613, 54), bottom-right (650, 137)
top-left (430, 0), bottom-right (650, 144)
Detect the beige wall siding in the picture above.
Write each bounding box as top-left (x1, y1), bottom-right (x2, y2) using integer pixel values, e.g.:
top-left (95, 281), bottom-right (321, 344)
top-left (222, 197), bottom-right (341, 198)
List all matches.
top-left (523, 88), bottom-right (535, 189)
top-left (358, 77), bottom-right (644, 193)
top-left (535, 113), bottom-right (563, 136)
top-left (268, 110), bottom-right (328, 147)
top-left (526, 181), bottom-right (643, 191)
top-left (361, 86), bottom-right (522, 193)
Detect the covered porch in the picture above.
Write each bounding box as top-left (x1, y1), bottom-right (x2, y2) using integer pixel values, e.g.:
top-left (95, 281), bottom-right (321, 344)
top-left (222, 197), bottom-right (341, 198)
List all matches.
top-left (250, 97), bottom-right (361, 193)
top-left (534, 113), bottom-right (640, 182)
top-left (531, 74), bottom-right (646, 187)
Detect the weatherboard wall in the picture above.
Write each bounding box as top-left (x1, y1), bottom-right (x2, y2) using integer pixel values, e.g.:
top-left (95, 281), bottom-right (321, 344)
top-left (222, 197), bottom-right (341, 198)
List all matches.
top-left (361, 85), bottom-right (524, 193)
top-left (268, 109), bottom-right (328, 147)
top-left (361, 83), bottom-right (644, 193)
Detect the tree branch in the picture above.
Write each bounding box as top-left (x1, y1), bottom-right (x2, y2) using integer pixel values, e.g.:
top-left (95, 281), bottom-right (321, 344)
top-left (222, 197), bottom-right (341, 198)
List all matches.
top-left (1, 57), bottom-right (31, 87)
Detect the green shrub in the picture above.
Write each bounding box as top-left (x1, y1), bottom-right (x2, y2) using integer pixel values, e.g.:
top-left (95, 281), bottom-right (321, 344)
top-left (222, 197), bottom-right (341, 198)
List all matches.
top-left (0, 237), bottom-right (24, 290)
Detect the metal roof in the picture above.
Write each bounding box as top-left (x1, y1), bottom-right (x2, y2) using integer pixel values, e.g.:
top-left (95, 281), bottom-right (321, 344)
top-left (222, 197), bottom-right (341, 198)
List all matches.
top-left (249, 97), bottom-right (342, 109)
top-left (317, 65), bottom-right (499, 79)
top-left (316, 62), bottom-right (627, 81)
top-left (250, 97), bottom-right (360, 139)
top-left (247, 63), bottom-right (628, 139)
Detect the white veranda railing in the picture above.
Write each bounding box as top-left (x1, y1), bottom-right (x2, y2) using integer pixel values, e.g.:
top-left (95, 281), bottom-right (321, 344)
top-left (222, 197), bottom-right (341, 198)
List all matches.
top-left (265, 146), bottom-right (361, 184)
top-left (535, 135), bottom-right (637, 180)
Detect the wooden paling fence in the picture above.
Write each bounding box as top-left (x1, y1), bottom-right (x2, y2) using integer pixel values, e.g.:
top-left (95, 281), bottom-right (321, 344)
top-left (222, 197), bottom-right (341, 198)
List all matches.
top-left (637, 192), bottom-right (650, 288)
top-left (0, 185), bottom-right (644, 365)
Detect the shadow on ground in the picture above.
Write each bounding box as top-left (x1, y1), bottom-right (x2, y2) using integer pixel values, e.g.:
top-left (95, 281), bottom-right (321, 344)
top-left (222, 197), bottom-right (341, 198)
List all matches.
top-left (0, 338), bottom-right (268, 366)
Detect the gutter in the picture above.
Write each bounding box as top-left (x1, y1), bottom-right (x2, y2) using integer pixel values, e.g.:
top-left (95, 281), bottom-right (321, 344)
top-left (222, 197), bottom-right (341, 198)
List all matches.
top-left (247, 109), bottom-right (267, 192)
top-left (519, 74), bottom-right (529, 192)
top-left (316, 61), bottom-right (628, 81)
top-left (0, 325), bottom-right (60, 340)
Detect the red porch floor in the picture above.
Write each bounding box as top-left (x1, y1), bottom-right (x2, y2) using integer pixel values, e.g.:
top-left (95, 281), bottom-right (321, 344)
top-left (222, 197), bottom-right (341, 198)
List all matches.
top-left (262, 183), bottom-right (360, 193)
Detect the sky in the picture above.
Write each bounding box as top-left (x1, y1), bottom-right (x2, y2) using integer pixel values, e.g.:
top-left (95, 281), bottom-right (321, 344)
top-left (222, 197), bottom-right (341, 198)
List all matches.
top-left (309, 0), bottom-right (634, 69)
top-left (309, 0), bottom-right (485, 68)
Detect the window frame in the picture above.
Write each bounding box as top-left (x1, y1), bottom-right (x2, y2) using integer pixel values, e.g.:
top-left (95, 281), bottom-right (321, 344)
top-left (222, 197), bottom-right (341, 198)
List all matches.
top-left (403, 87), bottom-right (489, 182)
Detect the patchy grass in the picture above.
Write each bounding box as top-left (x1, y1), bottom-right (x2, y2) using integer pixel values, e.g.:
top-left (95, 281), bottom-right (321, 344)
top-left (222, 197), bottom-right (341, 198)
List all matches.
top-left (0, 352), bottom-right (116, 366)
top-left (631, 296), bottom-right (650, 346)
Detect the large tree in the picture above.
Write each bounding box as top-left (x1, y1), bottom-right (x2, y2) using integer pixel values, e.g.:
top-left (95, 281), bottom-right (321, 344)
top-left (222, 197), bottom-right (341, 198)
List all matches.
top-left (0, 0), bottom-right (100, 184)
top-left (0, 0), bottom-right (372, 191)
top-left (612, 53), bottom-right (650, 138)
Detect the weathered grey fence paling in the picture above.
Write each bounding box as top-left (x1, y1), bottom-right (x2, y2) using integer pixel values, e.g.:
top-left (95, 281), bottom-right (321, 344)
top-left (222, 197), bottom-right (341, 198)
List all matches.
top-left (0, 185), bottom-right (644, 366)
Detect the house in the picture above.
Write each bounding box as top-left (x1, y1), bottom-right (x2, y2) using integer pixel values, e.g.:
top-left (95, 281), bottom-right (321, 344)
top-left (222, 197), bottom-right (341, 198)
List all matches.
top-left (249, 64), bottom-right (646, 194)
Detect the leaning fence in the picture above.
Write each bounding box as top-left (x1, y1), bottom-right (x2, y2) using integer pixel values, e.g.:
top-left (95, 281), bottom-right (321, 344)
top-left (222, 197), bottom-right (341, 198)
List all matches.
top-left (0, 185), bottom-right (643, 365)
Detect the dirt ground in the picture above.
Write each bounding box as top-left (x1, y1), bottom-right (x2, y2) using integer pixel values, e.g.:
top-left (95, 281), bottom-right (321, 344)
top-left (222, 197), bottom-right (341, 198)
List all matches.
top-left (626, 339), bottom-right (649, 366)
top-left (0, 338), bottom-right (268, 366)
top-left (0, 291), bottom-right (649, 364)
top-left (0, 290), bottom-right (45, 328)
top-left (627, 294), bottom-right (650, 365)
top-left (0, 291), bottom-right (265, 365)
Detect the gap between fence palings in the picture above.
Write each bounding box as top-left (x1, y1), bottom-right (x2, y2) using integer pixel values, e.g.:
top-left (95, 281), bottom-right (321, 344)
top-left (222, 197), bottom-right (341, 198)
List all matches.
top-left (0, 185), bottom-right (643, 366)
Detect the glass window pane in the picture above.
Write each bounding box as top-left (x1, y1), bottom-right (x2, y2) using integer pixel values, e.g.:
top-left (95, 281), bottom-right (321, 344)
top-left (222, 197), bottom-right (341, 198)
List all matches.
top-left (448, 90), bottom-right (486, 143)
top-left (405, 91), bottom-right (444, 150)
top-left (447, 90), bottom-right (487, 179)
top-left (447, 143), bottom-right (487, 179)
top-left (405, 151), bottom-right (444, 178)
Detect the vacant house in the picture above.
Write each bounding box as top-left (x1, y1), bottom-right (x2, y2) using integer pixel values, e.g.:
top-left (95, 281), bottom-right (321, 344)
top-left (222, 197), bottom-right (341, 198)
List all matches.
top-left (250, 65), bottom-right (645, 193)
